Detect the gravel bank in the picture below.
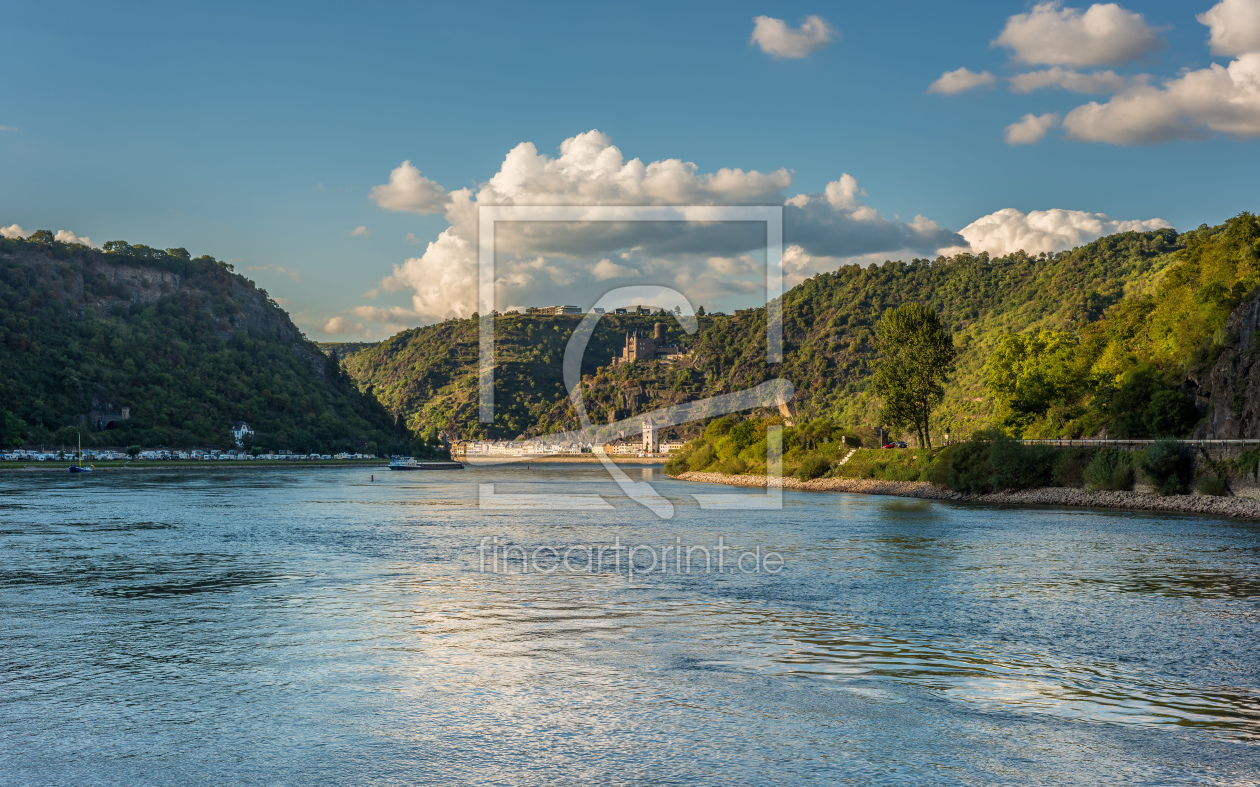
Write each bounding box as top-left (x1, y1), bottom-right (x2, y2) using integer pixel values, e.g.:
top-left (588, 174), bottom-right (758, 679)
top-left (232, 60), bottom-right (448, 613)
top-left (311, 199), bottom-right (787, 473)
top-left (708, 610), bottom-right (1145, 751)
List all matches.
top-left (675, 471), bottom-right (1260, 519)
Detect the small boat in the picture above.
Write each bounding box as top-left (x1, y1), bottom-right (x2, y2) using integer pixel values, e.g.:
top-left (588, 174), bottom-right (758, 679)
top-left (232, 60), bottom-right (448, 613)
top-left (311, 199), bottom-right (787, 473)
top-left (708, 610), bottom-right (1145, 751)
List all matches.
top-left (69, 434), bottom-right (93, 473)
top-left (388, 457), bottom-right (464, 471)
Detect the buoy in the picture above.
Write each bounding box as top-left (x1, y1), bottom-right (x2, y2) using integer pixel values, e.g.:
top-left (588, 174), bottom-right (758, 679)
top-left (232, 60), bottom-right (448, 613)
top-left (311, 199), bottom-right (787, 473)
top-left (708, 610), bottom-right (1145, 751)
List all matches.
top-left (371, 475), bottom-right (374, 482)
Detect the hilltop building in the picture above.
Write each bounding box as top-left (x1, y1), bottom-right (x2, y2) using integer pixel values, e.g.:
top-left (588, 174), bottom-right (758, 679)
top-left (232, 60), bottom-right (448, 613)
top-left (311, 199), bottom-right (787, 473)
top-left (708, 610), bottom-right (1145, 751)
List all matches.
top-left (612, 323), bottom-right (684, 365)
top-left (526, 305), bottom-right (582, 315)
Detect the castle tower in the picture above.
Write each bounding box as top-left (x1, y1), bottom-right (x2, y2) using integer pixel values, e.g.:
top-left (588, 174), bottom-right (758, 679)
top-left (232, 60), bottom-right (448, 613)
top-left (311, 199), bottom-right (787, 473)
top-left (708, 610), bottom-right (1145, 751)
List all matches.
top-left (642, 419), bottom-right (658, 453)
top-left (653, 322), bottom-right (665, 341)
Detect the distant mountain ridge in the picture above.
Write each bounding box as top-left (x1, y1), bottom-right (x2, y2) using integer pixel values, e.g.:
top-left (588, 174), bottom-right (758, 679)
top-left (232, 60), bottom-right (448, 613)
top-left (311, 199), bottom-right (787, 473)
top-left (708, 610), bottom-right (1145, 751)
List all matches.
top-left (335, 227), bottom-right (1186, 442)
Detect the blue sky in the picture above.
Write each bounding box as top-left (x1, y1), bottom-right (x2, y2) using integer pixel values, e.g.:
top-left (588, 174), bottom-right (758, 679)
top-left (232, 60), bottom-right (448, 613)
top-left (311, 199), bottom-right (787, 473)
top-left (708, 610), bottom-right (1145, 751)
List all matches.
top-left (3, 0), bottom-right (1258, 338)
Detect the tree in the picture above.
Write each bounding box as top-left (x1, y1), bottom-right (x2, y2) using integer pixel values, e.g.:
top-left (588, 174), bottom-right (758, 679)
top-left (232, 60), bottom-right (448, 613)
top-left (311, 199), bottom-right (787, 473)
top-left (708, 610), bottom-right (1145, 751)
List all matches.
top-left (0, 409), bottom-right (25, 449)
top-left (870, 303), bottom-right (956, 452)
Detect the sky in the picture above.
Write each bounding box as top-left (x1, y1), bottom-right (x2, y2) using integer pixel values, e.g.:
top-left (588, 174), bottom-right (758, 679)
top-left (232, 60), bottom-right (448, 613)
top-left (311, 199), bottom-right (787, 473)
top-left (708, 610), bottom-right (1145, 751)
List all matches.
top-left (2, 0), bottom-right (1259, 339)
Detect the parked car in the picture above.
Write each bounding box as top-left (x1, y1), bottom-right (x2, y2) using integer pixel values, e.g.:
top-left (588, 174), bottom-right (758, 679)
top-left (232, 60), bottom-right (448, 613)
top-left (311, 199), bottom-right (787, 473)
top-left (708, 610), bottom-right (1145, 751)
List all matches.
top-left (882, 441), bottom-right (908, 449)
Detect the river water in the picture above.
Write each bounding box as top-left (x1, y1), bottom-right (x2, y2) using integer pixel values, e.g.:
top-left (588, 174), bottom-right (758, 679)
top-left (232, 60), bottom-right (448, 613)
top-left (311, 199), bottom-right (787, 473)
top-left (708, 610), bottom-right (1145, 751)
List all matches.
top-left (1, 465), bottom-right (1258, 786)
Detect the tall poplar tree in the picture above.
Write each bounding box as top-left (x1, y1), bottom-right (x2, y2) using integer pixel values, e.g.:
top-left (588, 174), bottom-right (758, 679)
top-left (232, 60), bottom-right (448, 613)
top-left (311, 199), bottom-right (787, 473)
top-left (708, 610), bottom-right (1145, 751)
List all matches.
top-left (870, 303), bottom-right (957, 452)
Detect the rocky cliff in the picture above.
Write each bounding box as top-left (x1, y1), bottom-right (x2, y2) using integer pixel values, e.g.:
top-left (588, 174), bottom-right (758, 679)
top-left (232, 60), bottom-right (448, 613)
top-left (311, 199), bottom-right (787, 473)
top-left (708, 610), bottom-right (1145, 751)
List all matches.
top-left (1193, 289), bottom-right (1260, 438)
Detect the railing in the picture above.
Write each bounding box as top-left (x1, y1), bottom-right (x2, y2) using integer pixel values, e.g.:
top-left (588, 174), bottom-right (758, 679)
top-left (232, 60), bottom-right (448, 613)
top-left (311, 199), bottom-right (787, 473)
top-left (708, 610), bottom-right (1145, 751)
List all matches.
top-left (1019, 438), bottom-right (1260, 449)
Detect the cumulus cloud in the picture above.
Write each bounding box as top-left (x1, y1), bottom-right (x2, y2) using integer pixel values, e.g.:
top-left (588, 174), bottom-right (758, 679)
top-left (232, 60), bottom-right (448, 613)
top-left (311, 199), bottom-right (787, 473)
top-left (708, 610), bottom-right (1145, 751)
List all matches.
top-left (322, 316), bottom-right (367, 336)
top-left (369, 160), bottom-right (449, 214)
top-left (591, 258), bottom-right (636, 280)
top-left (54, 229), bottom-right (96, 247)
top-left (927, 67), bottom-right (996, 94)
top-left (1, 223), bottom-right (26, 238)
top-left (994, 2), bottom-right (1160, 67)
top-left (948, 208), bottom-right (1171, 257)
top-left (1198, 0), bottom-right (1260, 56)
top-left (350, 225), bottom-right (370, 237)
top-left (359, 130), bottom-right (962, 327)
top-left (1062, 52), bottom-right (1260, 143)
top-left (1008, 67), bottom-right (1135, 93)
top-left (1005, 112), bottom-right (1061, 144)
top-left (750, 15), bottom-right (835, 58)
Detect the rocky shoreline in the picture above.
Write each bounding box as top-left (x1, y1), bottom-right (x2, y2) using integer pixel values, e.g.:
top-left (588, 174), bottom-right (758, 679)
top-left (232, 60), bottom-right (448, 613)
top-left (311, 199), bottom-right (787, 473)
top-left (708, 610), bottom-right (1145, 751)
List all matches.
top-left (674, 471), bottom-right (1260, 520)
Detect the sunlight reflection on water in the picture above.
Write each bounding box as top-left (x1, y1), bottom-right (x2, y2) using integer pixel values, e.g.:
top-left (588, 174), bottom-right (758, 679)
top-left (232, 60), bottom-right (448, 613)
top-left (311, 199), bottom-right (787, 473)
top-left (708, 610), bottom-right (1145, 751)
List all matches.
top-left (1, 465), bottom-right (1258, 786)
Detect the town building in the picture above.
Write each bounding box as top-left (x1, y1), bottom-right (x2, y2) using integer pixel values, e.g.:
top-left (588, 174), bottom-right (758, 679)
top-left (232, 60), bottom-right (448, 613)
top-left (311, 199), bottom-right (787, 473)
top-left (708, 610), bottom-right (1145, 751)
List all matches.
top-left (231, 421), bottom-right (254, 447)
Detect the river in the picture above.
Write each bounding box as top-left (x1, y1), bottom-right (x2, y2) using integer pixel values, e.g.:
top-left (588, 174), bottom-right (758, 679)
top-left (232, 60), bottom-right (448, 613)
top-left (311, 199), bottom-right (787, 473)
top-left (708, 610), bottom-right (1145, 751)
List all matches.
top-left (1, 465), bottom-right (1257, 785)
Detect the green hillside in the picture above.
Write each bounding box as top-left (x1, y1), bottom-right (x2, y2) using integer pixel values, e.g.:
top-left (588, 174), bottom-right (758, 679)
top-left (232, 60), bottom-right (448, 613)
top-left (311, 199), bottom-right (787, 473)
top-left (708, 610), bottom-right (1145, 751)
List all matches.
top-left (0, 232), bottom-right (406, 453)
top-left (338, 226), bottom-right (1187, 442)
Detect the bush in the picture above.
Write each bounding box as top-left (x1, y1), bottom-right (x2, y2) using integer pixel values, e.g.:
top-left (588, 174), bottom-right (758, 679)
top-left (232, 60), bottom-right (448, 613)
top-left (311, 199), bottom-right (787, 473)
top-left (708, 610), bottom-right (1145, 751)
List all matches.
top-left (1139, 439), bottom-right (1193, 496)
top-left (989, 437), bottom-right (1056, 490)
top-left (948, 432), bottom-right (998, 494)
top-left (797, 454), bottom-right (831, 481)
top-left (1196, 474), bottom-right (1229, 496)
top-left (718, 457), bottom-right (749, 476)
top-left (1051, 447), bottom-right (1096, 488)
top-left (922, 448), bottom-right (953, 487)
top-left (1083, 450), bottom-right (1135, 491)
top-left (687, 443), bottom-right (716, 472)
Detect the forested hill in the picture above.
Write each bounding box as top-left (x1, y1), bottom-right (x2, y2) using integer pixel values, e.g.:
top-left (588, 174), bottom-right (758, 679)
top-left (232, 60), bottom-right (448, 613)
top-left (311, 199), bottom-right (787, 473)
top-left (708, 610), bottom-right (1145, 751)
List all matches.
top-left (0, 232), bottom-right (405, 453)
top-left (337, 226), bottom-right (1185, 441)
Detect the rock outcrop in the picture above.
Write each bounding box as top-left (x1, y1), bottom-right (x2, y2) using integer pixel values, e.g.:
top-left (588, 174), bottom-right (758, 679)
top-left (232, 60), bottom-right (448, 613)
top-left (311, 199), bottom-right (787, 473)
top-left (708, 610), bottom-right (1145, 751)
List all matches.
top-left (1194, 288), bottom-right (1260, 439)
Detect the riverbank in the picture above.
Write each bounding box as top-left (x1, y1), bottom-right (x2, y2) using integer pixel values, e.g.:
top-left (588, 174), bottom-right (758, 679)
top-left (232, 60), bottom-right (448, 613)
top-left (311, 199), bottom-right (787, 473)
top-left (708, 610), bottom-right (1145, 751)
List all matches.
top-left (675, 471), bottom-right (1260, 520)
top-left (0, 459), bottom-right (388, 473)
top-left (460, 455), bottom-right (665, 465)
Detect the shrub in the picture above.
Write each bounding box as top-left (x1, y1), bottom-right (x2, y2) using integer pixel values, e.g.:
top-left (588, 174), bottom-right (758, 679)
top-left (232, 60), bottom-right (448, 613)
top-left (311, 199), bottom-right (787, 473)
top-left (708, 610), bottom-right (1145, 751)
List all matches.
top-left (922, 448), bottom-right (953, 487)
top-left (1139, 439), bottom-right (1193, 496)
top-left (1083, 450), bottom-right (1134, 491)
top-left (687, 443), bottom-right (716, 472)
top-left (989, 437), bottom-right (1056, 490)
top-left (797, 454), bottom-right (831, 481)
top-left (948, 432), bottom-right (999, 494)
top-left (1196, 475), bottom-right (1229, 496)
top-left (718, 457), bottom-right (749, 476)
top-left (1051, 447), bottom-right (1096, 488)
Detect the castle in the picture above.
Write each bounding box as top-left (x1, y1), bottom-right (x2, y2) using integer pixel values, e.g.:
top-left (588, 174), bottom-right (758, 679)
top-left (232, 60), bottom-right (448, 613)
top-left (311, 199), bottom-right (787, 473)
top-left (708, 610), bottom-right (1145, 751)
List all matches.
top-left (613, 323), bottom-right (683, 365)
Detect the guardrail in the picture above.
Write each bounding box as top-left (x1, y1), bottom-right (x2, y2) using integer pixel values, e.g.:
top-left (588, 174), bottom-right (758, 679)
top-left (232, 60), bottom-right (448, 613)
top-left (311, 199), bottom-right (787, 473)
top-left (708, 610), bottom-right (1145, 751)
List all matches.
top-left (1019, 439), bottom-right (1260, 449)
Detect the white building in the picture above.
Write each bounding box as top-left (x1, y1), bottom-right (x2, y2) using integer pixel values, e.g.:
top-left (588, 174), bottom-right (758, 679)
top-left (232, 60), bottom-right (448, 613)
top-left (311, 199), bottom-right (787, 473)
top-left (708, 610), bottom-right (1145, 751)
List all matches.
top-left (230, 421), bottom-right (254, 447)
top-left (642, 419), bottom-right (657, 453)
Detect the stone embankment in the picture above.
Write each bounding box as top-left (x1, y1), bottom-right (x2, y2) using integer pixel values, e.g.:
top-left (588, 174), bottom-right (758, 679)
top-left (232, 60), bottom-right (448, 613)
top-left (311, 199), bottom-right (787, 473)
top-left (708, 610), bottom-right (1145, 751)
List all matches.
top-left (675, 471), bottom-right (1260, 519)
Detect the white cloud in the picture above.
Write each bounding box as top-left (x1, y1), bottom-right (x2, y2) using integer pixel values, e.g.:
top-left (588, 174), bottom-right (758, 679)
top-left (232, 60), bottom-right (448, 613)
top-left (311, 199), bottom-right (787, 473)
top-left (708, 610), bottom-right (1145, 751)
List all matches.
top-left (1198, 0), bottom-right (1260, 57)
top-left (750, 15), bottom-right (835, 58)
top-left (0, 125), bottom-right (17, 132)
top-left (1, 223), bottom-right (26, 239)
top-left (1005, 112), bottom-right (1061, 144)
top-left (365, 131), bottom-right (961, 325)
top-left (1063, 52), bottom-right (1260, 143)
top-left (369, 160), bottom-right (449, 214)
top-left (1008, 67), bottom-right (1135, 93)
top-left (322, 316), bottom-right (366, 335)
top-left (54, 229), bottom-right (96, 247)
top-left (350, 225), bottom-right (370, 238)
top-left (590, 258), bottom-right (635, 280)
top-left (927, 68), bottom-right (996, 95)
top-left (994, 2), bottom-right (1160, 67)
top-left (948, 208), bottom-right (1171, 257)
